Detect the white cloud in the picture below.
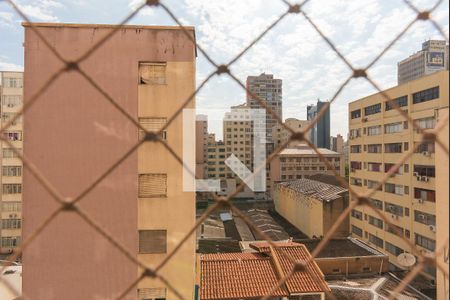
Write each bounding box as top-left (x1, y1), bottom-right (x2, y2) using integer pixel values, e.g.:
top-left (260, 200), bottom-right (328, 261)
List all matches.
top-left (0, 60), bottom-right (23, 72)
top-left (14, 0), bottom-right (63, 21)
top-left (128, 0), bottom-right (155, 16)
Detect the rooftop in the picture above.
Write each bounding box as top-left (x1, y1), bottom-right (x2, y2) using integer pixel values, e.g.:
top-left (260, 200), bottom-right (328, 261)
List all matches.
top-left (279, 146), bottom-right (340, 156)
top-left (298, 237), bottom-right (385, 258)
top-left (200, 242), bottom-right (329, 300)
top-left (278, 179), bottom-right (348, 202)
top-left (22, 22), bottom-right (195, 31)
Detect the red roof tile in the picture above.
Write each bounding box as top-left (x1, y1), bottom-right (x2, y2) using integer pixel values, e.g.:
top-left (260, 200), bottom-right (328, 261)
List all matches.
top-left (200, 243), bottom-right (330, 300)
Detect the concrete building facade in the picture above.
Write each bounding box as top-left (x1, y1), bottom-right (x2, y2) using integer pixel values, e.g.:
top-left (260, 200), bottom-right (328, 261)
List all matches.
top-left (0, 71), bottom-right (23, 254)
top-left (23, 23), bottom-right (196, 299)
top-left (246, 73), bottom-right (282, 143)
top-left (272, 118), bottom-right (311, 149)
top-left (270, 146), bottom-right (344, 195)
top-left (307, 100), bottom-right (331, 149)
top-left (398, 40), bottom-right (449, 85)
top-left (330, 134), bottom-right (344, 154)
top-left (274, 179), bottom-right (349, 239)
top-left (348, 71), bottom-right (449, 281)
top-left (196, 115), bottom-right (208, 179)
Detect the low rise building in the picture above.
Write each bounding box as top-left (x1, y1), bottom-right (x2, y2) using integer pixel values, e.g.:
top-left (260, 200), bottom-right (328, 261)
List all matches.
top-left (199, 242), bottom-right (330, 300)
top-left (270, 146), bottom-right (344, 195)
top-left (274, 179), bottom-right (349, 239)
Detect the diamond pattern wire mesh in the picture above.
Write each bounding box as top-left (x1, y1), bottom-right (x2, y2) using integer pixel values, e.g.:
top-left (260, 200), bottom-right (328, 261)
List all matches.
top-left (0, 0), bottom-right (449, 299)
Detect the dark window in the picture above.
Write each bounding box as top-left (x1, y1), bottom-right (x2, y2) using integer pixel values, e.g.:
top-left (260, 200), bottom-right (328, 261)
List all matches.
top-left (385, 143), bottom-right (402, 153)
top-left (415, 234), bottom-right (436, 251)
top-left (368, 144), bottom-right (382, 153)
top-left (369, 234), bottom-right (384, 248)
top-left (139, 230), bottom-right (167, 254)
top-left (350, 161), bottom-right (362, 170)
top-left (351, 109), bottom-right (362, 119)
top-left (386, 242), bottom-right (404, 256)
top-left (370, 199), bottom-right (383, 210)
top-left (386, 95), bottom-right (408, 111)
top-left (350, 145), bottom-right (362, 153)
top-left (414, 165), bottom-right (435, 177)
top-left (414, 188), bottom-right (436, 202)
top-left (369, 216), bottom-right (384, 229)
top-left (351, 210), bottom-right (363, 220)
top-left (413, 86), bottom-right (439, 104)
top-left (414, 211), bottom-right (436, 226)
top-left (386, 224), bottom-right (404, 237)
top-left (385, 202), bottom-right (404, 216)
top-left (352, 225), bottom-right (363, 237)
top-left (364, 103), bottom-right (382, 116)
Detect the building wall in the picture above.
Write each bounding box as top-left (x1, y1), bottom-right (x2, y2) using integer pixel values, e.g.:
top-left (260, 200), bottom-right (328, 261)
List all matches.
top-left (206, 142), bottom-right (228, 179)
top-left (348, 71), bottom-right (449, 278)
top-left (0, 71), bottom-right (23, 254)
top-left (274, 185), bottom-right (348, 238)
top-left (196, 115), bottom-right (208, 179)
top-left (23, 23), bottom-right (196, 299)
top-left (272, 118), bottom-right (311, 149)
top-left (436, 107), bottom-right (449, 300)
top-left (270, 149), bottom-right (344, 196)
top-left (316, 256), bottom-right (389, 277)
top-left (307, 101), bottom-right (331, 149)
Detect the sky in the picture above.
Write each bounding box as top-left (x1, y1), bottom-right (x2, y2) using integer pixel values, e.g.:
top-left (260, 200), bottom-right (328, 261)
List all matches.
top-left (0, 0), bottom-right (449, 138)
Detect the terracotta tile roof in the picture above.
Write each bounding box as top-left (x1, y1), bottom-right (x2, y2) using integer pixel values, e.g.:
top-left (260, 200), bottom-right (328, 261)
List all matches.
top-left (200, 242), bottom-right (329, 300)
top-left (200, 253), bottom-right (288, 300)
top-left (278, 179), bottom-right (348, 202)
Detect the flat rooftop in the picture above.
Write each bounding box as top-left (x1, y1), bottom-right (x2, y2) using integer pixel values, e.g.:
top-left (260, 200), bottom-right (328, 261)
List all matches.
top-left (22, 22), bottom-right (195, 31)
top-left (297, 237), bottom-right (385, 258)
top-left (280, 147), bottom-right (340, 156)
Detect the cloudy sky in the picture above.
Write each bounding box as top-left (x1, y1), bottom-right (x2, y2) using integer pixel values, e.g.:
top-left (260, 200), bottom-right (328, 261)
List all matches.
top-left (0, 0), bottom-right (448, 138)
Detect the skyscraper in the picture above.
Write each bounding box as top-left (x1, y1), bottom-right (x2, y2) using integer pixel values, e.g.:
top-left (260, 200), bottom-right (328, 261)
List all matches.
top-left (246, 73), bottom-right (282, 142)
top-left (0, 71), bottom-right (23, 255)
top-left (23, 23), bottom-right (196, 299)
top-left (307, 100), bottom-right (331, 149)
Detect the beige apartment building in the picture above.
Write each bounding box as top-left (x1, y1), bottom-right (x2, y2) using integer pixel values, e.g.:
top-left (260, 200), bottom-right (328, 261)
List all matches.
top-left (0, 71), bottom-right (23, 254)
top-left (23, 23), bottom-right (196, 299)
top-left (206, 141), bottom-right (228, 180)
top-left (272, 118), bottom-right (310, 149)
top-left (274, 179), bottom-right (349, 238)
top-left (270, 146), bottom-right (344, 196)
top-left (348, 71), bottom-right (449, 282)
top-left (196, 115), bottom-right (208, 179)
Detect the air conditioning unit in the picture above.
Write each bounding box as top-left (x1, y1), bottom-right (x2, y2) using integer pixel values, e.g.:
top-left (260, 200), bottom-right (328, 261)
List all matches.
top-left (421, 176), bottom-right (429, 182)
top-left (422, 151), bottom-right (431, 157)
top-left (413, 172), bottom-right (420, 177)
top-left (416, 198), bottom-right (425, 204)
top-left (429, 225), bottom-right (436, 233)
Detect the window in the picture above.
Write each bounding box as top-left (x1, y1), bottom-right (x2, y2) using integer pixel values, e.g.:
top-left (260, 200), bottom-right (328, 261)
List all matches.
top-left (414, 188), bottom-right (436, 202)
top-left (371, 199), bottom-right (383, 210)
top-left (1, 113), bottom-right (22, 125)
top-left (369, 216), bottom-right (384, 229)
top-left (351, 109), bottom-right (361, 119)
top-left (385, 202), bottom-right (404, 216)
top-left (1, 219), bottom-right (21, 229)
top-left (414, 165), bottom-right (435, 177)
top-left (385, 95), bottom-right (408, 111)
top-left (2, 184), bottom-right (22, 194)
top-left (352, 225), bottom-right (363, 237)
top-left (385, 122), bottom-right (403, 134)
top-left (386, 224), bottom-right (404, 237)
top-left (139, 118), bottom-right (167, 140)
top-left (369, 234), bottom-right (384, 248)
top-left (139, 230), bottom-right (167, 254)
top-left (350, 129), bottom-right (361, 138)
top-left (351, 210), bottom-right (363, 220)
top-left (416, 117), bottom-right (436, 129)
top-left (139, 62), bottom-right (166, 85)
top-left (1, 236), bottom-right (21, 248)
top-left (138, 174), bottom-right (167, 198)
top-left (350, 178), bottom-right (363, 187)
top-left (364, 103), bottom-right (381, 116)
top-left (3, 131), bottom-right (22, 141)
top-left (2, 148), bottom-right (22, 158)
top-left (350, 161), bottom-right (362, 170)
top-left (415, 142), bottom-right (435, 154)
top-left (138, 288), bottom-right (167, 300)
top-left (3, 77), bottom-right (23, 88)
top-left (415, 234), bottom-right (436, 251)
top-left (2, 202), bottom-right (22, 212)
top-left (2, 166), bottom-right (22, 177)
top-left (384, 163), bottom-right (403, 174)
top-left (385, 143), bottom-right (402, 153)
top-left (367, 144), bottom-right (382, 153)
top-left (368, 162), bottom-right (381, 172)
top-left (350, 145), bottom-right (361, 153)
top-left (385, 183), bottom-right (404, 195)
top-left (2, 95), bottom-right (22, 108)
top-left (385, 242), bottom-right (404, 256)
top-left (413, 86), bottom-right (439, 104)
top-left (414, 211), bottom-right (436, 226)
top-left (367, 180), bottom-right (382, 191)
top-left (367, 125), bottom-right (382, 136)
